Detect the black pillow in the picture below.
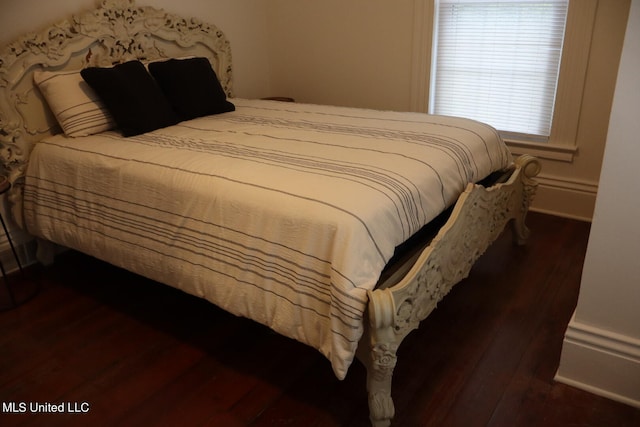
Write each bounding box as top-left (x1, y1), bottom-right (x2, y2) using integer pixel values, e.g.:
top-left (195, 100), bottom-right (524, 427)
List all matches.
top-left (148, 57), bottom-right (235, 121)
top-left (80, 60), bottom-right (179, 136)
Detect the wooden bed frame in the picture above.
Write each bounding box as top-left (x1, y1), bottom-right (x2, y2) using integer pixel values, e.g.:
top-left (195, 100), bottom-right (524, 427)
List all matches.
top-left (0, 1), bottom-right (540, 425)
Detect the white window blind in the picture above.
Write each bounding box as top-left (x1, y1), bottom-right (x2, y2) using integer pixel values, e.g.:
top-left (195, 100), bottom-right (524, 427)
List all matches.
top-left (430, 0), bottom-right (569, 140)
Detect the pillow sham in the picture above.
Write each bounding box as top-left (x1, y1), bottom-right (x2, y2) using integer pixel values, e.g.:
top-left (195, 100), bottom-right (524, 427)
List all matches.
top-left (81, 60), bottom-right (179, 137)
top-left (148, 57), bottom-right (235, 121)
top-left (33, 69), bottom-right (116, 137)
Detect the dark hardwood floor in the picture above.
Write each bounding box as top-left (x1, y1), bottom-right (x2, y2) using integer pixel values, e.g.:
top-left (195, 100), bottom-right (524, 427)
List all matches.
top-left (1, 212), bottom-right (639, 426)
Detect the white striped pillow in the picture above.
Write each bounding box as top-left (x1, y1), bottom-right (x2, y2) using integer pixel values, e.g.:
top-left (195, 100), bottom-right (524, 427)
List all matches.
top-left (34, 69), bottom-right (116, 137)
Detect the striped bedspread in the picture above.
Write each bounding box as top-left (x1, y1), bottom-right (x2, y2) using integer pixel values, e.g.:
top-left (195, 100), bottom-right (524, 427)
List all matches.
top-left (23, 98), bottom-right (511, 379)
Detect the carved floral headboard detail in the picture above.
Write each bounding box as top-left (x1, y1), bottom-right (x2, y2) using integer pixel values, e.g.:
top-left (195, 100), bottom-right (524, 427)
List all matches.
top-left (0, 0), bottom-right (233, 223)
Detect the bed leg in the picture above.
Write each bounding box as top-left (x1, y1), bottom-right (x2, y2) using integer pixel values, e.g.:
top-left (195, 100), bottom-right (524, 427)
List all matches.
top-left (512, 215), bottom-right (531, 245)
top-left (364, 341), bottom-right (397, 427)
top-left (358, 342), bottom-right (397, 427)
top-left (512, 155), bottom-right (541, 245)
top-left (358, 290), bottom-right (402, 427)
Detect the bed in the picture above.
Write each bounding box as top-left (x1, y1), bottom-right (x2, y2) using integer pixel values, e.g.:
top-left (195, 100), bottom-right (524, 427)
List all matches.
top-left (0, 1), bottom-right (540, 426)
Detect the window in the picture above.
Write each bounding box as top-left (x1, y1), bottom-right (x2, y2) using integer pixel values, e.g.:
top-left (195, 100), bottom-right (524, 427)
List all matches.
top-left (429, 0), bottom-right (569, 143)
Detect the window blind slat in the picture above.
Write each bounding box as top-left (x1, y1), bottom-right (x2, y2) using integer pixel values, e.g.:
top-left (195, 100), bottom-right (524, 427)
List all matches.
top-left (430, 0), bottom-right (569, 138)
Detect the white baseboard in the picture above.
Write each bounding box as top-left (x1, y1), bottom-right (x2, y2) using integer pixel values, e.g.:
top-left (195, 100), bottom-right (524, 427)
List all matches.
top-left (530, 174), bottom-right (598, 221)
top-left (555, 314), bottom-right (640, 409)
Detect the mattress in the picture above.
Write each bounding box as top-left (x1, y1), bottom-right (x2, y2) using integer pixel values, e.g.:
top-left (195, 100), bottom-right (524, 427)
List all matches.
top-left (23, 98), bottom-right (511, 378)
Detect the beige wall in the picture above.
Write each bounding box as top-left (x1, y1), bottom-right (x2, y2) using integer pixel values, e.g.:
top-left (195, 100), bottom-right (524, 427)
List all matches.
top-left (532, 0), bottom-right (631, 220)
top-left (266, 0), bottom-right (416, 112)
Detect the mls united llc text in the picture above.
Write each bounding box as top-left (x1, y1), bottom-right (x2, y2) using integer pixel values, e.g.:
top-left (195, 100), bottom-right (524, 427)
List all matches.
top-left (2, 401), bottom-right (90, 413)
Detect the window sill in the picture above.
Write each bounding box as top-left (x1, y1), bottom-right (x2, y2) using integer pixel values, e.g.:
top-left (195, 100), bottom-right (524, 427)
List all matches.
top-left (504, 139), bottom-right (577, 163)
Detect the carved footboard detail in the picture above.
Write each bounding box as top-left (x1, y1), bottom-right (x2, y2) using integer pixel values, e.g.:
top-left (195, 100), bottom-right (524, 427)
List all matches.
top-left (358, 155), bottom-right (540, 427)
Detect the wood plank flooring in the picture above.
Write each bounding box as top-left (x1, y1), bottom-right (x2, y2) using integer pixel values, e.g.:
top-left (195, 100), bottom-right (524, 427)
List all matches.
top-left (1, 212), bottom-right (639, 426)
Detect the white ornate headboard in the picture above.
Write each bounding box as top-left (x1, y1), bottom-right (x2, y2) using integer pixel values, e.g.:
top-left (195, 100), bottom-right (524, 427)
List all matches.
top-left (0, 0), bottom-right (233, 225)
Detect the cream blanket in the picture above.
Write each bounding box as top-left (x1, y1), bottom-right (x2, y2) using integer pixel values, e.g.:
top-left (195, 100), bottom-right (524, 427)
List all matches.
top-left (24, 99), bottom-right (511, 378)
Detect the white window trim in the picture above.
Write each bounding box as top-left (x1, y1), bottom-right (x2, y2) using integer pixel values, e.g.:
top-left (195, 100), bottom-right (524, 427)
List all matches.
top-left (410, 0), bottom-right (598, 163)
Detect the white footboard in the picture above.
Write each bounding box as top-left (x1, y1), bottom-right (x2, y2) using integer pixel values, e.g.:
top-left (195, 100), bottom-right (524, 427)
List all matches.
top-left (357, 154), bottom-right (541, 427)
